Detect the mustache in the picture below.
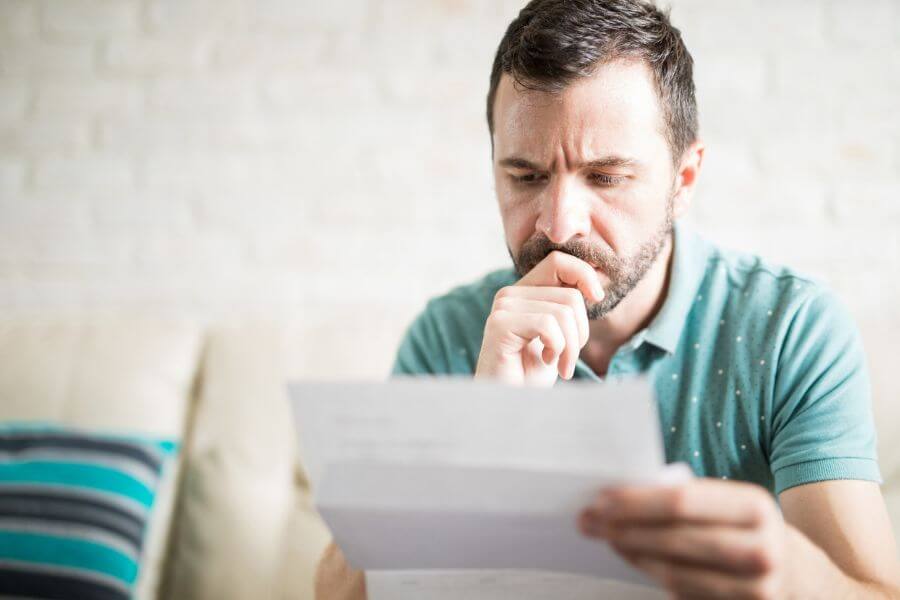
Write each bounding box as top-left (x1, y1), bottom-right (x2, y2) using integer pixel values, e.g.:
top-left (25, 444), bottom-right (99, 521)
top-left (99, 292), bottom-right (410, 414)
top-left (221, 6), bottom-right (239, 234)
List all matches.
top-left (514, 235), bottom-right (624, 277)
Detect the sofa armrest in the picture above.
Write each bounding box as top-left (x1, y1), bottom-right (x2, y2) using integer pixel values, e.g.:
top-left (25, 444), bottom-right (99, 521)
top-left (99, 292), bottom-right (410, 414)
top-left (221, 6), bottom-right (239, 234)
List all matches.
top-left (162, 322), bottom-right (328, 600)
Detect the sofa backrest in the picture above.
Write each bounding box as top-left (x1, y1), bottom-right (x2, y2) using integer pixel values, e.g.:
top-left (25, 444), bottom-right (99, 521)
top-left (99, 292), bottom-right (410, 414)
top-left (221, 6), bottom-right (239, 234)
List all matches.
top-left (0, 316), bottom-right (202, 599)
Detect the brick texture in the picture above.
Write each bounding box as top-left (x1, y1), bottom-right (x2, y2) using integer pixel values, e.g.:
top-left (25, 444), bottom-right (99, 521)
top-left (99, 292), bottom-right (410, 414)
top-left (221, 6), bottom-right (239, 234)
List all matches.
top-left (0, 1), bottom-right (898, 456)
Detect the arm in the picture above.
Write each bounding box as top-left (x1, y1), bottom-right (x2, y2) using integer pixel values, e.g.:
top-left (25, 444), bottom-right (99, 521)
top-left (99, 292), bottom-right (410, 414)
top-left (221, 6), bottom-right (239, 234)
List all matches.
top-left (780, 479), bottom-right (900, 598)
top-left (579, 477), bottom-right (900, 599)
top-left (314, 542), bottom-right (366, 600)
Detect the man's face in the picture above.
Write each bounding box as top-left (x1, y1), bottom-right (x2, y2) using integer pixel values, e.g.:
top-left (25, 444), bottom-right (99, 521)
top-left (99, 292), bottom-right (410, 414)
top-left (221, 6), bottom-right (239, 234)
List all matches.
top-left (492, 59), bottom-right (679, 318)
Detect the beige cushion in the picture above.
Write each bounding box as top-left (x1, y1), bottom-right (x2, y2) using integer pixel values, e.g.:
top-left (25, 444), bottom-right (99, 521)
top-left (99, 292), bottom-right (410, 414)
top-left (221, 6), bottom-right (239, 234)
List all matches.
top-left (0, 316), bottom-right (202, 600)
top-left (163, 322), bottom-right (330, 600)
top-left (0, 317), bottom-right (200, 436)
top-left (275, 473), bottom-right (334, 600)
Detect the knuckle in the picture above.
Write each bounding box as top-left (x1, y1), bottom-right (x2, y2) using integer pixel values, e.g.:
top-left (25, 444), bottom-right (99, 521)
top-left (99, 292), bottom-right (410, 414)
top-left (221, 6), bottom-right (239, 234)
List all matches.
top-left (538, 313), bottom-right (557, 335)
top-left (748, 495), bottom-right (773, 527)
top-left (704, 533), bottom-right (730, 559)
top-left (667, 487), bottom-right (690, 519)
top-left (493, 286), bottom-right (513, 305)
top-left (744, 546), bottom-right (775, 574)
top-left (493, 296), bottom-right (512, 312)
top-left (556, 301), bottom-right (575, 323)
top-left (484, 311), bottom-right (505, 333)
top-left (747, 577), bottom-right (778, 600)
top-left (565, 286), bottom-right (583, 303)
top-left (661, 529), bottom-right (687, 555)
top-left (488, 306), bottom-right (514, 325)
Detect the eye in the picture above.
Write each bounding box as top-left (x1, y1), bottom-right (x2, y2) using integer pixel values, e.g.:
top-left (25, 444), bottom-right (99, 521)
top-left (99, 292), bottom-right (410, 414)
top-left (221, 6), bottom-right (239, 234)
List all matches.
top-left (589, 173), bottom-right (625, 186)
top-left (510, 173), bottom-right (547, 185)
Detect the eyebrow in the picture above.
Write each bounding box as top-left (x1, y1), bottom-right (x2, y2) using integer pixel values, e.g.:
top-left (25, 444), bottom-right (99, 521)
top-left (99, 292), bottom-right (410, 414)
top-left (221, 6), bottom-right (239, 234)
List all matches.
top-left (497, 156), bottom-right (638, 170)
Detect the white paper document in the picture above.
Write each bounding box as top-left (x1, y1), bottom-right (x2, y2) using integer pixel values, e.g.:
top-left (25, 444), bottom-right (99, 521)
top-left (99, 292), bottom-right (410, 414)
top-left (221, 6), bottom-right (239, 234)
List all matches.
top-left (288, 378), bottom-right (691, 599)
top-left (364, 569), bottom-right (669, 600)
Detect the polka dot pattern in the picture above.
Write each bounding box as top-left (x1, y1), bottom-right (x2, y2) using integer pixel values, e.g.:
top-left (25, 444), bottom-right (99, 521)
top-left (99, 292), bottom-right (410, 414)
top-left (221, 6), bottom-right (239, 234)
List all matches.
top-left (390, 224), bottom-right (880, 500)
top-left (649, 273), bottom-right (783, 486)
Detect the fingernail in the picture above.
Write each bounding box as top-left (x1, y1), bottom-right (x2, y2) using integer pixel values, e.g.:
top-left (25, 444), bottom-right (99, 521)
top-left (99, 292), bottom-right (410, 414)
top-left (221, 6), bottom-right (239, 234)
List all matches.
top-left (594, 284), bottom-right (605, 301)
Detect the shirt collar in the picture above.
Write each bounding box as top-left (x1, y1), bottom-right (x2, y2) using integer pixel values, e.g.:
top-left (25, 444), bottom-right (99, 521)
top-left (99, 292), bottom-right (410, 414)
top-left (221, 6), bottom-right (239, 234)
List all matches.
top-left (640, 221), bottom-right (711, 354)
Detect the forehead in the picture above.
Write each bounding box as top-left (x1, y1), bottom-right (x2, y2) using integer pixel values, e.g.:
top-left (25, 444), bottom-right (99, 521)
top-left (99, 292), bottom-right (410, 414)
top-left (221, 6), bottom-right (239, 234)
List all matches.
top-left (492, 59), bottom-right (667, 162)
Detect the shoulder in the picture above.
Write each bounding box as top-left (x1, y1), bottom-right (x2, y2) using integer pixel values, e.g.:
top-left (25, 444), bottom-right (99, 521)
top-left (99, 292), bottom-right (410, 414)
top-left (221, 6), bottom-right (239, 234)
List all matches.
top-left (423, 267), bottom-right (518, 325)
top-left (700, 240), bottom-right (847, 332)
top-left (707, 243), bottom-right (824, 309)
top-left (701, 239), bottom-right (866, 404)
top-left (393, 268), bottom-right (518, 375)
top-left (690, 236), bottom-right (861, 380)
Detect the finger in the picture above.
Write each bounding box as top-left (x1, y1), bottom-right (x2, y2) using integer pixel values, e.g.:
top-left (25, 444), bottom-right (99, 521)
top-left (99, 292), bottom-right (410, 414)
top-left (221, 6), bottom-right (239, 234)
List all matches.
top-left (491, 310), bottom-right (566, 366)
top-left (630, 554), bottom-right (772, 600)
top-left (584, 479), bottom-right (778, 528)
top-left (517, 251), bottom-right (605, 303)
top-left (491, 297), bottom-right (581, 378)
top-left (493, 286), bottom-right (589, 347)
top-left (602, 523), bottom-right (773, 576)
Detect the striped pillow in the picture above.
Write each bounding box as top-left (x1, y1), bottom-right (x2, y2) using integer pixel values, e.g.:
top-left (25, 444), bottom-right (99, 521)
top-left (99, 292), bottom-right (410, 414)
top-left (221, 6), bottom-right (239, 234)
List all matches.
top-left (0, 424), bottom-right (177, 600)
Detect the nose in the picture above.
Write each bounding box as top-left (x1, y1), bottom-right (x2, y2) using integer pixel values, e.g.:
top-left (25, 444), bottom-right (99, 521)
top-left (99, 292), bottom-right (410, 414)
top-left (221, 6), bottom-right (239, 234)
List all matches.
top-left (533, 174), bottom-right (592, 245)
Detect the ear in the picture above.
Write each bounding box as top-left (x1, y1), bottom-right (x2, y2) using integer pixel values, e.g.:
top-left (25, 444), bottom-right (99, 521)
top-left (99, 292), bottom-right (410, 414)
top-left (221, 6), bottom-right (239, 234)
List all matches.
top-left (671, 140), bottom-right (705, 219)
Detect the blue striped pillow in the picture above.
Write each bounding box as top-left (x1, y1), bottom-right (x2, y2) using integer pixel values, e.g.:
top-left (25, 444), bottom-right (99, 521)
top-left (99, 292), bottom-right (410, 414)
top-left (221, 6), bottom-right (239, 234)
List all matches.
top-left (0, 424), bottom-right (177, 600)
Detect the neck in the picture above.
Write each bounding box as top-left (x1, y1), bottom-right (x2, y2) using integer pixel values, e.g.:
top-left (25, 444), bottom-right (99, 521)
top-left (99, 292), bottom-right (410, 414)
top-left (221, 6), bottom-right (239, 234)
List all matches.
top-left (580, 232), bottom-right (675, 376)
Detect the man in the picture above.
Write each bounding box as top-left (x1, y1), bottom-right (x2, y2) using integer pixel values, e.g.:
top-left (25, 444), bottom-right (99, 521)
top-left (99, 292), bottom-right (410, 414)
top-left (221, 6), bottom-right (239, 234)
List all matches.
top-left (317, 0), bottom-right (900, 597)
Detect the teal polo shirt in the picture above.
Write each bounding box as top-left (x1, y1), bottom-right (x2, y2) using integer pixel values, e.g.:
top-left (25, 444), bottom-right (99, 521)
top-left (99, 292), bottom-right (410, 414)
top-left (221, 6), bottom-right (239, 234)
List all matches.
top-left (391, 223), bottom-right (881, 496)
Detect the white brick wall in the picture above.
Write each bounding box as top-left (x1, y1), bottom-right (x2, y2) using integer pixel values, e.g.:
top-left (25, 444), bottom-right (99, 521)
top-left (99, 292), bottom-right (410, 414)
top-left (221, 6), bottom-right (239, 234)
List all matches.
top-left (1, 1), bottom-right (899, 452)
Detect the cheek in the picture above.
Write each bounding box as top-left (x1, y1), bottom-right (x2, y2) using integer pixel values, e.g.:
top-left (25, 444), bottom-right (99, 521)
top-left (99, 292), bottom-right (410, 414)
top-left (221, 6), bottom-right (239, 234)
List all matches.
top-left (501, 202), bottom-right (538, 251)
top-left (588, 200), bottom-right (633, 257)
top-left (496, 186), bottom-right (538, 250)
top-left (590, 183), bottom-right (668, 253)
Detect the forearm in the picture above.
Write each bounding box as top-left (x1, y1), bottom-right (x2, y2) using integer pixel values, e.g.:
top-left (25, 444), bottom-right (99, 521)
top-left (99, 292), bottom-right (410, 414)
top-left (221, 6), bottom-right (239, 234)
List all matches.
top-left (788, 525), bottom-right (900, 600)
top-left (830, 569), bottom-right (900, 600)
top-left (846, 582), bottom-right (900, 600)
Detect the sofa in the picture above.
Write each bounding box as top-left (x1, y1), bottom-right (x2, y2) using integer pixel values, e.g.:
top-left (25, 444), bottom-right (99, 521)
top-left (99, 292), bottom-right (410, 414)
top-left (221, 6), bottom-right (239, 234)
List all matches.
top-left (0, 317), bottom-right (331, 599)
top-left (0, 315), bottom-right (898, 599)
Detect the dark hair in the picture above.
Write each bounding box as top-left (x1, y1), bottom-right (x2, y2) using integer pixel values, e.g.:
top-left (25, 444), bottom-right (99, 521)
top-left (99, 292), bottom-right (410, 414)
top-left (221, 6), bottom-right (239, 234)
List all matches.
top-left (487, 0), bottom-right (698, 163)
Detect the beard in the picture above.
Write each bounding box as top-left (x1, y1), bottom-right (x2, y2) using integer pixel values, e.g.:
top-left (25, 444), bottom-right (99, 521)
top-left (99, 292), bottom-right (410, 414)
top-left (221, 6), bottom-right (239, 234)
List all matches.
top-left (510, 196), bottom-right (674, 320)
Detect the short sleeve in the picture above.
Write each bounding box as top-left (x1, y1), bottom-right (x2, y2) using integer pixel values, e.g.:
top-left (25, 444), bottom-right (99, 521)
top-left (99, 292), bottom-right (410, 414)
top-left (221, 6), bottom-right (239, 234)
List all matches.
top-left (769, 288), bottom-right (881, 495)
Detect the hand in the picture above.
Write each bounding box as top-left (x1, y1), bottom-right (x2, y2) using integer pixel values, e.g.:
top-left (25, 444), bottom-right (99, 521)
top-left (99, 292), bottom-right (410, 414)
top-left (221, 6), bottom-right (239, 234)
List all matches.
top-left (315, 542), bottom-right (366, 600)
top-left (475, 251), bottom-right (605, 386)
top-left (578, 478), bottom-right (802, 599)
